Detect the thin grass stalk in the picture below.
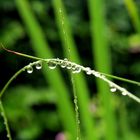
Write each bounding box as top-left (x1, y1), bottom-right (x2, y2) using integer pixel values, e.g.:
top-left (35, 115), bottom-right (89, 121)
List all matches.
top-left (0, 101), bottom-right (12, 140)
top-left (53, 0), bottom-right (97, 139)
top-left (88, 0), bottom-right (117, 140)
top-left (15, 0), bottom-right (77, 138)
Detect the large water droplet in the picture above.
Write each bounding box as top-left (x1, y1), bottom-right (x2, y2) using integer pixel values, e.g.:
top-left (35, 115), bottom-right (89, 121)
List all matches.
top-left (35, 61), bottom-right (42, 70)
top-left (48, 61), bottom-right (57, 69)
top-left (110, 87), bottom-right (117, 92)
top-left (27, 65), bottom-right (33, 74)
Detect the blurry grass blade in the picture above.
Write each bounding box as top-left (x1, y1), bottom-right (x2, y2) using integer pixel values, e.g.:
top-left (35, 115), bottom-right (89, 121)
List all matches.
top-left (15, 0), bottom-right (76, 138)
top-left (88, 0), bottom-right (117, 140)
top-left (124, 0), bottom-right (140, 33)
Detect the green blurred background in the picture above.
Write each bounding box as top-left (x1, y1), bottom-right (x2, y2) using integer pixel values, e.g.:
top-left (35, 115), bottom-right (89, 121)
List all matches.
top-left (0, 0), bottom-right (140, 140)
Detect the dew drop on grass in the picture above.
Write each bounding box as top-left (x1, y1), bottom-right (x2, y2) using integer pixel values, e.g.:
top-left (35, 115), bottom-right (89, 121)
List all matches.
top-left (48, 61), bottom-right (57, 69)
top-left (27, 65), bottom-right (33, 74)
top-left (66, 63), bottom-right (72, 69)
top-left (60, 58), bottom-right (68, 68)
top-left (72, 67), bottom-right (81, 74)
top-left (35, 61), bottom-right (42, 70)
top-left (122, 91), bottom-right (127, 96)
top-left (110, 87), bottom-right (117, 93)
top-left (94, 72), bottom-right (100, 77)
top-left (85, 67), bottom-right (92, 75)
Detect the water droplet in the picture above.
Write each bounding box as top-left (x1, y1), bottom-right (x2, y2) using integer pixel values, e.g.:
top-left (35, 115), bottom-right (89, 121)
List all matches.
top-left (48, 61), bottom-right (57, 69)
top-left (35, 61), bottom-right (42, 70)
top-left (94, 72), bottom-right (100, 77)
top-left (122, 91), bottom-right (127, 96)
top-left (66, 63), bottom-right (72, 69)
top-left (27, 65), bottom-right (33, 74)
top-left (72, 67), bottom-right (81, 74)
top-left (74, 99), bottom-right (77, 104)
top-left (85, 67), bottom-right (92, 75)
top-left (110, 87), bottom-right (117, 92)
top-left (60, 58), bottom-right (68, 68)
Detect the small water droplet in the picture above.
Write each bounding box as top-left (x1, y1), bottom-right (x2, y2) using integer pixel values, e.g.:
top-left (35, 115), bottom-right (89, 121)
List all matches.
top-left (72, 67), bottom-right (81, 74)
top-left (35, 61), bottom-right (42, 70)
top-left (122, 91), bottom-right (127, 96)
top-left (94, 72), bottom-right (100, 77)
top-left (110, 87), bottom-right (117, 92)
top-left (66, 63), bottom-right (72, 69)
top-left (48, 61), bottom-right (57, 69)
top-left (85, 67), bottom-right (92, 75)
top-left (74, 99), bottom-right (77, 104)
top-left (60, 58), bottom-right (68, 68)
top-left (27, 65), bottom-right (33, 74)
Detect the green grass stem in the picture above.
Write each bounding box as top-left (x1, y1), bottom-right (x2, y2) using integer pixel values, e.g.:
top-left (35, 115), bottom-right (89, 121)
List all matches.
top-left (53, 0), bottom-right (97, 139)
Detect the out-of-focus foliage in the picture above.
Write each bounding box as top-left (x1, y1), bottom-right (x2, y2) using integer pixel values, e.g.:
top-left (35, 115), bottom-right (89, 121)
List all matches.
top-left (0, 0), bottom-right (140, 140)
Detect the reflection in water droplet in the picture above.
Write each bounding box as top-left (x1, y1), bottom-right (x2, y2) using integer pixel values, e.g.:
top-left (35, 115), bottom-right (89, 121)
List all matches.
top-left (27, 65), bottom-right (33, 74)
top-left (110, 87), bottom-right (117, 93)
top-left (35, 61), bottom-right (42, 70)
top-left (48, 61), bottom-right (57, 69)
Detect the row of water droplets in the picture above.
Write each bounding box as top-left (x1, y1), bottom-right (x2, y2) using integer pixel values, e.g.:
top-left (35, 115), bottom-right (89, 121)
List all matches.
top-left (26, 58), bottom-right (128, 96)
top-left (26, 60), bottom-right (42, 74)
top-left (26, 58), bottom-right (82, 74)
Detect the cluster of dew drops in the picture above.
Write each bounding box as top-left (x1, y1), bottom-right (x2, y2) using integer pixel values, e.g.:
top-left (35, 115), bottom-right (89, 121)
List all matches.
top-left (26, 58), bottom-right (82, 74)
top-left (26, 58), bottom-right (128, 96)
